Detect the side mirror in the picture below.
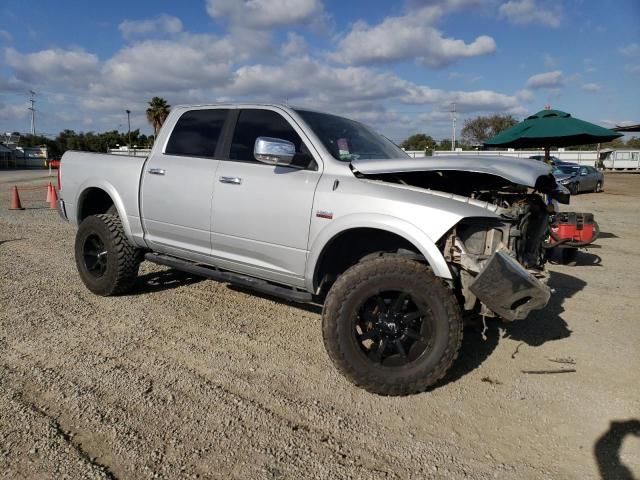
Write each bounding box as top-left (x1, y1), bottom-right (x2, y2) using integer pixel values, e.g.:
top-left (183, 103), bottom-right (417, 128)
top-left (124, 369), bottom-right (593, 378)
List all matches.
top-left (254, 137), bottom-right (295, 166)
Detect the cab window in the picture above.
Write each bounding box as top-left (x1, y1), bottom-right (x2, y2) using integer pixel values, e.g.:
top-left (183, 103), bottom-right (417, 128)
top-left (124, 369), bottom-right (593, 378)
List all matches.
top-left (165, 109), bottom-right (228, 157)
top-left (229, 109), bottom-right (315, 169)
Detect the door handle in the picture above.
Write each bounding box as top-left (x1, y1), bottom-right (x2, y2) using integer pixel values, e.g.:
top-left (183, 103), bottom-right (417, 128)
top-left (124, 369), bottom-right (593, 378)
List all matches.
top-left (148, 168), bottom-right (166, 175)
top-left (219, 176), bottom-right (242, 185)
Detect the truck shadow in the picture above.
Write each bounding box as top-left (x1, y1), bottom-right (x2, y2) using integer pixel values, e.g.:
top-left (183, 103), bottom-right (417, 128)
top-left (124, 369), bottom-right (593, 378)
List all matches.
top-left (594, 419), bottom-right (640, 480)
top-left (132, 268), bottom-right (204, 294)
top-left (431, 270), bottom-right (586, 390)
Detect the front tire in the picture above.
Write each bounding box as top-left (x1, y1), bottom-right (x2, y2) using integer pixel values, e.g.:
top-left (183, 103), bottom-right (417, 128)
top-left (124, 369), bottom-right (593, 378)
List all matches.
top-left (74, 214), bottom-right (142, 296)
top-left (595, 181), bottom-right (602, 193)
top-left (569, 183), bottom-right (579, 195)
top-left (322, 256), bottom-right (463, 395)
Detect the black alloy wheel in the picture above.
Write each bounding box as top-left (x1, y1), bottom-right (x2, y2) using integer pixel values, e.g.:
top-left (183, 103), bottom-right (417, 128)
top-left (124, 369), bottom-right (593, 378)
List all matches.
top-left (354, 290), bottom-right (434, 367)
top-left (82, 233), bottom-right (108, 278)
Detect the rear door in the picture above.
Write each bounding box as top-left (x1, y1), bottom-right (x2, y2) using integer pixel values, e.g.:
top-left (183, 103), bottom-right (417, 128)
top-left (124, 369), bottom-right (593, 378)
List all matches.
top-left (210, 108), bottom-right (322, 286)
top-left (141, 108), bottom-right (229, 256)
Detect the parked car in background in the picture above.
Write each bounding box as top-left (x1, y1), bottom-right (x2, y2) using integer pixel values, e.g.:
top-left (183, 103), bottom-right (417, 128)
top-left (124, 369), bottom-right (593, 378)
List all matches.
top-left (553, 164), bottom-right (603, 194)
top-left (529, 155), bottom-right (581, 168)
top-left (529, 155), bottom-right (562, 166)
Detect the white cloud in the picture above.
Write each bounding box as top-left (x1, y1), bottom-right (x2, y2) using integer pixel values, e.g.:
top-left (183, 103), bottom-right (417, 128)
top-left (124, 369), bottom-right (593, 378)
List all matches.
top-left (620, 45), bottom-right (640, 75)
top-left (4, 47), bottom-right (99, 87)
top-left (0, 102), bottom-right (29, 121)
top-left (516, 89), bottom-right (535, 102)
top-left (0, 29), bottom-right (12, 42)
top-left (329, 7), bottom-right (496, 68)
top-left (525, 70), bottom-right (564, 89)
top-left (499, 0), bottom-right (561, 28)
top-left (96, 34), bottom-right (234, 94)
top-left (601, 119), bottom-right (635, 129)
top-left (619, 43), bottom-right (640, 57)
top-left (581, 83), bottom-right (602, 93)
top-left (0, 6), bottom-right (531, 141)
top-left (226, 56), bottom-right (410, 103)
top-left (624, 64), bottom-right (640, 75)
top-left (0, 75), bottom-right (25, 92)
top-left (206, 0), bottom-right (324, 29)
top-left (281, 32), bottom-right (308, 56)
top-left (118, 14), bottom-right (183, 39)
top-left (401, 85), bottom-right (522, 112)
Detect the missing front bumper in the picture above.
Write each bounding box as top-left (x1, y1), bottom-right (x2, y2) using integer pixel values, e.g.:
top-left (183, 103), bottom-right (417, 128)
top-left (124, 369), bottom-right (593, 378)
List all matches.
top-left (469, 251), bottom-right (551, 321)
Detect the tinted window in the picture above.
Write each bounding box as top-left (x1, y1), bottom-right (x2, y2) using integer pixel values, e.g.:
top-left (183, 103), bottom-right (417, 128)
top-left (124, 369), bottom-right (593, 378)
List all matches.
top-left (229, 109), bottom-right (304, 162)
top-left (165, 109), bottom-right (228, 157)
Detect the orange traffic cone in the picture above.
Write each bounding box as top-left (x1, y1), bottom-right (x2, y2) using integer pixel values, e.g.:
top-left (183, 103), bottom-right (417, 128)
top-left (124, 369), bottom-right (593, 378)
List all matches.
top-left (49, 185), bottom-right (58, 209)
top-left (46, 182), bottom-right (53, 203)
top-left (9, 186), bottom-right (24, 210)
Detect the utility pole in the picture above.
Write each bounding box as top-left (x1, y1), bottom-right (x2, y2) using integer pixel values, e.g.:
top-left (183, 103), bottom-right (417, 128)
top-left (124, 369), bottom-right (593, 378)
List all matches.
top-left (126, 110), bottom-right (131, 154)
top-left (450, 102), bottom-right (456, 152)
top-left (28, 90), bottom-right (36, 135)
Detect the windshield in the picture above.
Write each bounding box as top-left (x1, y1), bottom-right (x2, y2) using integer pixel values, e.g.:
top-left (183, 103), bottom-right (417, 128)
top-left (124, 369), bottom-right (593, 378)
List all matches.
top-left (295, 109), bottom-right (408, 161)
top-left (553, 165), bottom-right (578, 175)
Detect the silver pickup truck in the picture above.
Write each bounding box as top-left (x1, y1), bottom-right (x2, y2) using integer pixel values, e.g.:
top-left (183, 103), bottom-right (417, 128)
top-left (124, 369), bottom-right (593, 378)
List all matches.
top-left (59, 103), bottom-right (565, 395)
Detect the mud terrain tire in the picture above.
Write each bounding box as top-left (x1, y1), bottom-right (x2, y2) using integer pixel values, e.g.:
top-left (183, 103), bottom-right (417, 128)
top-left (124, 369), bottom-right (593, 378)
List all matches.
top-left (74, 214), bottom-right (142, 296)
top-left (322, 255), bottom-right (463, 395)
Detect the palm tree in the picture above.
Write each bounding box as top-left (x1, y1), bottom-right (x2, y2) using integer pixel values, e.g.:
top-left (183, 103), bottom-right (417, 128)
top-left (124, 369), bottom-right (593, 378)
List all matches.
top-left (146, 97), bottom-right (171, 138)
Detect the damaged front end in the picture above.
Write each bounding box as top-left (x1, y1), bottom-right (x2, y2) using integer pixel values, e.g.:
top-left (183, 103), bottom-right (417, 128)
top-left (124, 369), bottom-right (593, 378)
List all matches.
top-left (443, 192), bottom-right (552, 321)
top-left (351, 156), bottom-right (563, 321)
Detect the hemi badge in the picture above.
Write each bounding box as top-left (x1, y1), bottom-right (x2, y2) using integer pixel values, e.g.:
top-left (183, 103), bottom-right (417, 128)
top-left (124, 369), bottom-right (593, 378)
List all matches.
top-left (316, 210), bottom-right (333, 220)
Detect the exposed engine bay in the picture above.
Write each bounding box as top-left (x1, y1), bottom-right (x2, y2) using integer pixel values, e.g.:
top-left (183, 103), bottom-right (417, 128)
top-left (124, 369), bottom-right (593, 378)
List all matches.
top-left (361, 169), bottom-right (560, 320)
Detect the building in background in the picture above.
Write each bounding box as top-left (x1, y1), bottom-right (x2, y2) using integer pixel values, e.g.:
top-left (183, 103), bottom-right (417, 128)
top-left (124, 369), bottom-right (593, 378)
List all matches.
top-left (0, 132), bottom-right (48, 169)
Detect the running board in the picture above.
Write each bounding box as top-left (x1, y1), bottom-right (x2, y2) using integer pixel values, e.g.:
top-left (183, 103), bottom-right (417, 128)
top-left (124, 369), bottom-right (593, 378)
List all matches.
top-left (144, 253), bottom-right (313, 303)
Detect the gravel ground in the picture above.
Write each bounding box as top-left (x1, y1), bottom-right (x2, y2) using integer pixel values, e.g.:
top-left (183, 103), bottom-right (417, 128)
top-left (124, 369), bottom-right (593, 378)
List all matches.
top-left (1, 170), bottom-right (638, 479)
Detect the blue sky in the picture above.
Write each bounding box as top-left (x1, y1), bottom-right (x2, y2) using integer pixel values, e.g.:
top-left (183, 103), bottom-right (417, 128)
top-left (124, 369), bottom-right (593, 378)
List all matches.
top-left (0, 0), bottom-right (638, 142)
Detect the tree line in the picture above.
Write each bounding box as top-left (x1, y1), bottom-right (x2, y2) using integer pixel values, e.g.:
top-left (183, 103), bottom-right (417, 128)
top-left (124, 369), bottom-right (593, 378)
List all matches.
top-left (15, 96), bottom-right (172, 158)
top-left (400, 114), bottom-right (640, 152)
top-left (13, 105), bottom-right (639, 158)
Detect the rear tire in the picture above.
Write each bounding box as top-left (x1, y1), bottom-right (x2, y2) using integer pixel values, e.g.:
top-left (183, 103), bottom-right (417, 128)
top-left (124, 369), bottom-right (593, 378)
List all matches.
top-left (322, 256), bottom-right (463, 395)
top-left (74, 214), bottom-right (142, 296)
top-left (595, 181), bottom-right (602, 193)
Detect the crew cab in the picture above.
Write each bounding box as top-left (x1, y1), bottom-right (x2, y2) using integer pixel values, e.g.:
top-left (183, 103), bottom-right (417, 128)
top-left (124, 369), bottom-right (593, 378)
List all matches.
top-left (58, 103), bottom-right (565, 395)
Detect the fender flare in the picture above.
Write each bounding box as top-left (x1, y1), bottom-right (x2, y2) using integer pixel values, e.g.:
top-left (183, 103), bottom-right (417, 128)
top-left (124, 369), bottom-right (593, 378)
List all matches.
top-left (304, 213), bottom-right (452, 292)
top-left (75, 179), bottom-right (135, 242)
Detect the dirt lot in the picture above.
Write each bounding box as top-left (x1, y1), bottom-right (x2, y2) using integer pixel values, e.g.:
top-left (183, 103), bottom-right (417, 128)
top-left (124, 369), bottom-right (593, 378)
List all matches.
top-left (1, 170), bottom-right (638, 479)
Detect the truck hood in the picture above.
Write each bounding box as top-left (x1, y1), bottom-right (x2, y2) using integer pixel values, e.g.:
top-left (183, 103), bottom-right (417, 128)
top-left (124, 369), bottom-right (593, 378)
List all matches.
top-left (351, 155), bottom-right (552, 188)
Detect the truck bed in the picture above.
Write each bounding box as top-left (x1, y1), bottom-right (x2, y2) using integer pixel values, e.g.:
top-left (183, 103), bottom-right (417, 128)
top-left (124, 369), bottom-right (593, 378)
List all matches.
top-left (59, 151), bottom-right (147, 245)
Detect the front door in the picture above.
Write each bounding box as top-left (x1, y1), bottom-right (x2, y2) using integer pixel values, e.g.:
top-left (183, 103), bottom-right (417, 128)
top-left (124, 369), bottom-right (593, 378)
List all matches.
top-left (211, 108), bottom-right (322, 286)
top-left (141, 108), bottom-right (229, 256)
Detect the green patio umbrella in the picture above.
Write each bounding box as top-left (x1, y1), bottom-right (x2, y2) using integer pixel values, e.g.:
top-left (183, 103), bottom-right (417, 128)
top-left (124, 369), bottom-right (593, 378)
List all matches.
top-left (484, 109), bottom-right (623, 159)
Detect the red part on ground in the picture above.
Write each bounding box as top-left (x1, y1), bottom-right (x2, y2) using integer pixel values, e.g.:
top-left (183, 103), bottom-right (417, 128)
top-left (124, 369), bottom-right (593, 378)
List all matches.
top-left (550, 212), bottom-right (597, 245)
